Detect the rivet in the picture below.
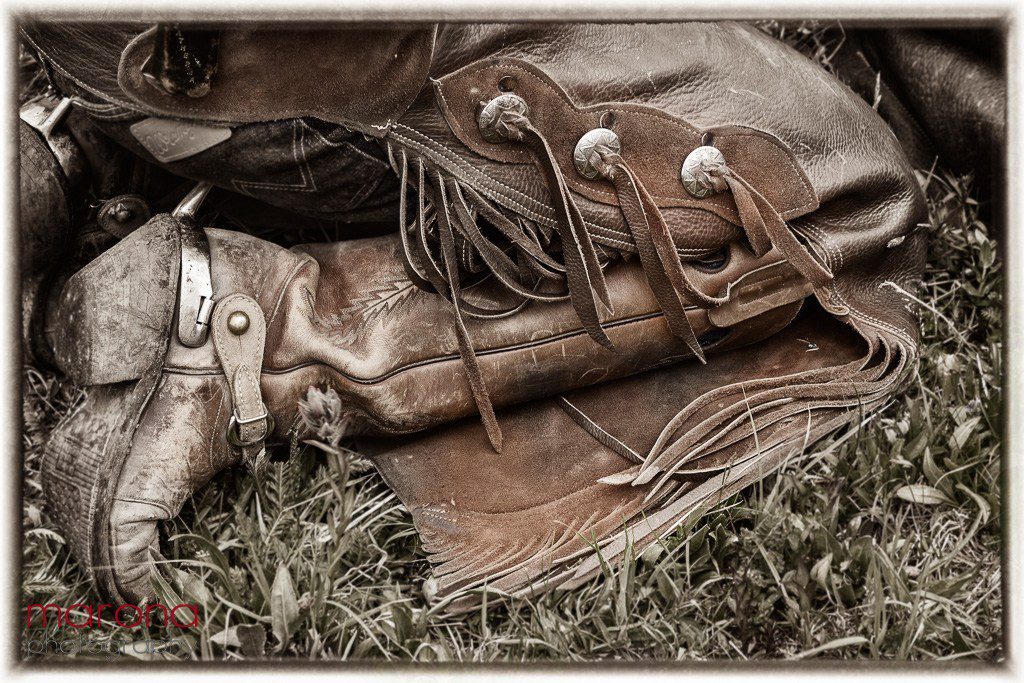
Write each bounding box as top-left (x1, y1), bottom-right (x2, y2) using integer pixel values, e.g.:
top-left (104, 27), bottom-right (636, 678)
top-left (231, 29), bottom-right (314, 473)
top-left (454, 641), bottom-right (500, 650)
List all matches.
top-left (96, 194), bottom-right (151, 238)
top-left (477, 93), bottom-right (529, 144)
top-left (112, 202), bottom-right (133, 223)
top-left (227, 311), bottom-right (250, 335)
top-left (573, 128), bottom-right (621, 180)
top-left (681, 145), bottom-right (728, 199)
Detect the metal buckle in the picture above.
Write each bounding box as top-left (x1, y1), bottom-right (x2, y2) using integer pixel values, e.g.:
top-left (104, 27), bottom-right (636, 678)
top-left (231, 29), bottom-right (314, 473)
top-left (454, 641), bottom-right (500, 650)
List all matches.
top-left (226, 404), bottom-right (275, 448)
top-left (174, 183), bottom-right (215, 348)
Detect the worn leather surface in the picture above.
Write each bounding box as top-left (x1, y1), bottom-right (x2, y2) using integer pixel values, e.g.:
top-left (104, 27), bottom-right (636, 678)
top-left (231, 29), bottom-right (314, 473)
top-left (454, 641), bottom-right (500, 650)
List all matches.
top-left (21, 23), bottom-right (436, 136)
top-left (846, 29), bottom-right (1003, 186)
top-left (46, 216), bottom-right (180, 385)
top-left (388, 22), bottom-right (922, 261)
top-left (117, 25), bottom-right (437, 136)
top-left (43, 219), bottom-right (804, 602)
top-left (380, 22), bottom-right (926, 384)
top-left (166, 227), bottom-right (796, 437)
top-left (373, 22), bottom-right (925, 606)
top-left (31, 22), bottom-right (927, 605)
top-left (362, 303), bottom-right (908, 611)
top-left (827, 27), bottom-right (1004, 229)
top-left (42, 218), bottom-right (181, 601)
top-left (19, 121), bottom-right (73, 275)
top-left (433, 59), bottom-right (818, 220)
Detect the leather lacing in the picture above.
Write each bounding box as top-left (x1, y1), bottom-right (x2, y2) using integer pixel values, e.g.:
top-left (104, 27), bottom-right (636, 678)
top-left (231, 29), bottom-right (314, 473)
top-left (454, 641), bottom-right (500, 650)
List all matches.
top-left (386, 95), bottom-right (834, 453)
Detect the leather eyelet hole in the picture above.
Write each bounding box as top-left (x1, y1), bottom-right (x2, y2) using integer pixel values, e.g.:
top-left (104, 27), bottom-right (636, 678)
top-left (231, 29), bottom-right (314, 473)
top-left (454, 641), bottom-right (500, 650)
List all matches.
top-left (600, 111), bottom-right (616, 128)
top-left (692, 248), bottom-right (729, 273)
top-left (498, 76), bottom-right (517, 93)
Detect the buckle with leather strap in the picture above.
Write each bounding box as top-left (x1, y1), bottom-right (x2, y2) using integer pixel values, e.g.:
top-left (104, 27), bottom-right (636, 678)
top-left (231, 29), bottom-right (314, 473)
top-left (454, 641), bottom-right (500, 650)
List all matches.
top-left (226, 405), bottom-right (276, 448)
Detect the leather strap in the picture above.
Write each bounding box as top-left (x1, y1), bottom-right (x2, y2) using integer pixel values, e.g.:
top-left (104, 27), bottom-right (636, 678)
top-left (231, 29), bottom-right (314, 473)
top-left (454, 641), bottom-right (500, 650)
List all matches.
top-left (212, 293), bottom-right (271, 476)
top-left (708, 261), bottom-right (815, 327)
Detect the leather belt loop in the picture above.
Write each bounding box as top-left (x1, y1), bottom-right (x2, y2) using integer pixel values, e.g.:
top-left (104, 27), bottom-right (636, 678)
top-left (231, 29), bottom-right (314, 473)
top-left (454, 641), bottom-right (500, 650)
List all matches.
top-left (211, 293), bottom-right (271, 477)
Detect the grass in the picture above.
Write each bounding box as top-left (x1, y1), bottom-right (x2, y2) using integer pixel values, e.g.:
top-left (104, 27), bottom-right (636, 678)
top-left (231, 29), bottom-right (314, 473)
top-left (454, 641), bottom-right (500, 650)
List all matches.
top-left (19, 158), bottom-right (1005, 666)
top-left (19, 27), bottom-right (1002, 664)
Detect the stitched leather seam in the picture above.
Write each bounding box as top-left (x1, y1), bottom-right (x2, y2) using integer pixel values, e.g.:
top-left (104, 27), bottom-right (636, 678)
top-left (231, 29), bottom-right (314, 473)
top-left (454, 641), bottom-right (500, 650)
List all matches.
top-left (798, 220), bottom-right (844, 271)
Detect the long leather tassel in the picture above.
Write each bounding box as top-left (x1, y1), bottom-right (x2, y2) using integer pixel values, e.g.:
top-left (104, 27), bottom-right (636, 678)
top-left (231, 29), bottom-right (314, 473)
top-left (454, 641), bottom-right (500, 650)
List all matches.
top-left (430, 173), bottom-right (505, 453)
top-left (396, 150), bottom-right (440, 293)
top-left (607, 166), bottom-right (706, 361)
top-left (458, 183), bottom-right (567, 282)
top-left (445, 177), bottom-right (565, 304)
top-left (413, 159), bottom-right (451, 294)
top-left (497, 113), bottom-right (615, 350)
top-left (712, 166), bottom-right (833, 287)
top-left (588, 147), bottom-right (728, 362)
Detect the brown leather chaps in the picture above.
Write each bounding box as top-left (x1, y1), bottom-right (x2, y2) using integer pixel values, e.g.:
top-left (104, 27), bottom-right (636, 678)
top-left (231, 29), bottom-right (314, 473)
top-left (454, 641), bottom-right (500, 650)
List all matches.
top-left (27, 21), bottom-right (928, 610)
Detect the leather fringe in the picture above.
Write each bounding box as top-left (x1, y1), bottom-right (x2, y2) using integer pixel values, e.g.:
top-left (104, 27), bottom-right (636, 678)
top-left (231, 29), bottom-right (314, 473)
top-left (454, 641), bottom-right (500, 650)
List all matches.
top-left (414, 322), bottom-right (913, 613)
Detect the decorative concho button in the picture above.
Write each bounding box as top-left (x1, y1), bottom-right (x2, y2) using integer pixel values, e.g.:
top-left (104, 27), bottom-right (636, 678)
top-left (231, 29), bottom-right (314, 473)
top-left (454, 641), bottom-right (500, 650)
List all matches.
top-left (681, 145), bottom-right (727, 199)
top-left (477, 93), bottom-right (529, 143)
top-left (573, 128), bottom-right (621, 180)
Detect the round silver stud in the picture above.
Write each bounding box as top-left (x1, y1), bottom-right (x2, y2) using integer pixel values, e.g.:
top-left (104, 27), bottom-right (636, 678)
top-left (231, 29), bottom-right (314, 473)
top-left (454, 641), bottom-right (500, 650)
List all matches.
top-left (681, 145), bottom-right (728, 199)
top-left (227, 311), bottom-right (250, 336)
top-left (477, 93), bottom-right (529, 143)
top-left (573, 128), bottom-right (621, 180)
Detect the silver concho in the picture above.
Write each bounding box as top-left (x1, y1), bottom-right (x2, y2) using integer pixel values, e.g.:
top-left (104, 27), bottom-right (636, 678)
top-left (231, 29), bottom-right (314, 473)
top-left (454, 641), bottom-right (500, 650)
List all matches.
top-left (681, 145), bottom-right (727, 199)
top-left (477, 93), bottom-right (529, 143)
top-left (573, 128), bottom-right (621, 180)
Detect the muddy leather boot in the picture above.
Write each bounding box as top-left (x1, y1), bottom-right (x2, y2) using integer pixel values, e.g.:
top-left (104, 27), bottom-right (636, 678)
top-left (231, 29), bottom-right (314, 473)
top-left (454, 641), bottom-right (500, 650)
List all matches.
top-left (40, 204), bottom-right (812, 604)
top-left (20, 93), bottom-right (160, 366)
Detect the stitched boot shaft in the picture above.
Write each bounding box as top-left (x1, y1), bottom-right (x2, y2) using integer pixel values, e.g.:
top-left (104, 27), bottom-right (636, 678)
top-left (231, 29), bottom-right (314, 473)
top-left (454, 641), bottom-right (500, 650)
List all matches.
top-left (41, 212), bottom-right (807, 603)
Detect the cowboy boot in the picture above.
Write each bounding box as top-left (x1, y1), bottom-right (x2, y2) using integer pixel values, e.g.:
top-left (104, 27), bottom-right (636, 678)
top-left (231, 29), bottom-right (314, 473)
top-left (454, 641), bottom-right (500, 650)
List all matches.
top-left (41, 193), bottom-right (816, 603)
